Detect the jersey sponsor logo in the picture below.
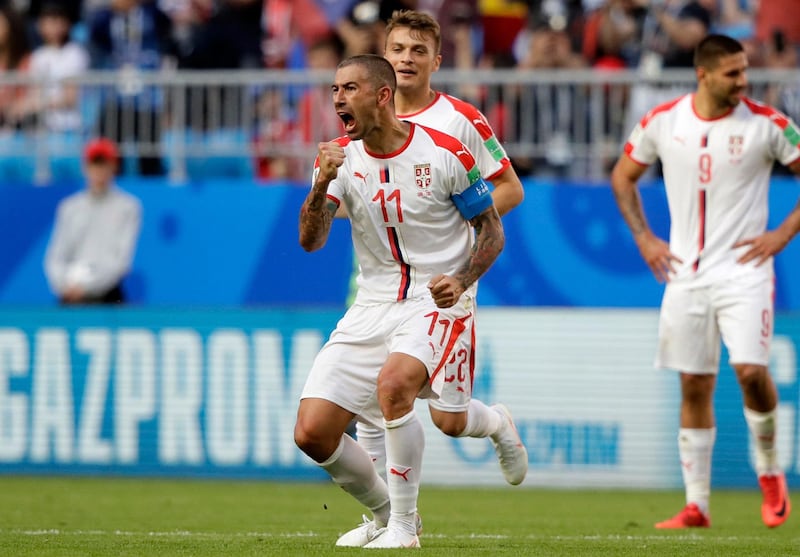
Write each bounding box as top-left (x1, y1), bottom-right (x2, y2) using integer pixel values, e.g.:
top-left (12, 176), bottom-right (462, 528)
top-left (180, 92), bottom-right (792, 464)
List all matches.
top-left (414, 163), bottom-right (432, 198)
top-left (728, 135), bottom-right (744, 156)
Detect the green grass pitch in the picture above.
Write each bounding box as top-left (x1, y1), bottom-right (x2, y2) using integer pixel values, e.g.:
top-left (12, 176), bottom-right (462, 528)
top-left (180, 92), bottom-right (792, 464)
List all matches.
top-left (0, 476), bottom-right (797, 556)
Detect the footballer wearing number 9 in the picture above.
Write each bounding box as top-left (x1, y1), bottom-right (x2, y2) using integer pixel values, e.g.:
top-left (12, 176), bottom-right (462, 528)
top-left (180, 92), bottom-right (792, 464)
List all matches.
top-left (611, 34), bottom-right (800, 530)
top-left (293, 54), bottom-right (504, 548)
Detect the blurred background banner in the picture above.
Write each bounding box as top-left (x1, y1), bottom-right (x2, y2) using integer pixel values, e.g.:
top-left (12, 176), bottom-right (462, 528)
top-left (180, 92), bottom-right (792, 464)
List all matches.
top-left (0, 306), bottom-right (798, 488)
top-left (3, 177), bottom-right (800, 309)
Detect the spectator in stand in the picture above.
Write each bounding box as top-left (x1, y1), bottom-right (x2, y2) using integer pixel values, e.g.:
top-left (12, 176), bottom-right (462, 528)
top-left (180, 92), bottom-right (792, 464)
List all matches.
top-left (88, 0), bottom-right (175, 176)
top-left (581, 0), bottom-right (647, 69)
top-left (25, 0), bottom-right (84, 29)
top-left (0, 4), bottom-right (31, 130)
top-left (477, 0), bottom-right (528, 65)
top-left (9, 3), bottom-right (89, 134)
top-left (417, 0), bottom-right (478, 69)
top-left (753, 0), bottom-right (800, 49)
top-left (284, 34), bottom-right (345, 180)
top-left (493, 13), bottom-right (587, 178)
top-left (157, 0), bottom-right (215, 62)
top-left (336, 0), bottom-right (415, 58)
top-left (643, 0), bottom-right (713, 71)
top-left (253, 86), bottom-right (295, 180)
top-left (625, 0), bottom-right (713, 146)
top-left (44, 137), bottom-right (142, 305)
top-left (181, 0), bottom-right (264, 69)
top-left (712, 0), bottom-right (753, 41)
top-left (262, 0), bottom-right (332, 69)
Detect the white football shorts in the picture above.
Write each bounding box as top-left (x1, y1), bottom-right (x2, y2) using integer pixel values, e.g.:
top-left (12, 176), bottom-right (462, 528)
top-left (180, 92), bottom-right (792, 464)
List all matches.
top-left (300, 293), bottom-right (476, 427)
top-left (656, 275), bottom-right (774, 374)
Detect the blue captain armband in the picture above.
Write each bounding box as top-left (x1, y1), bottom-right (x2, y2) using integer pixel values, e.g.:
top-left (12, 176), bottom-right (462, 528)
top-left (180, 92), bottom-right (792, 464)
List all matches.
top-left (452, 177), bottom-right (493, 220)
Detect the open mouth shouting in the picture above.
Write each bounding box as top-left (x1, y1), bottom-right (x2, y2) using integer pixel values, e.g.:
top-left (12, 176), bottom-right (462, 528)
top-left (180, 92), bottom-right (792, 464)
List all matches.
top-left (338, 110), bottom-right (357, 134)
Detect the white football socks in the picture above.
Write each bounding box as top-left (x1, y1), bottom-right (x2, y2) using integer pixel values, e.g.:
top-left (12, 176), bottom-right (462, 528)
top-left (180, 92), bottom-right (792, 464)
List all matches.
top-left (743, 406), bottom-right (779, 476)
top-left (678, 427), bottom-right (716, 514)
top-left (356, 421), bottom-right (387, 482)
top-left (385, 410), bottom-right (425, 536)
top-left (458, 399), bottom-right (503, 438)
top-left (319, 434), bottom-right (390, 527)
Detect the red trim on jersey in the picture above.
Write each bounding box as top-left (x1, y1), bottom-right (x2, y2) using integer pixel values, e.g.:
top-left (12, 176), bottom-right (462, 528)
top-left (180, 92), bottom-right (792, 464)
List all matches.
top-left (429, 313), bottom-right (472, 386)
top-left (386, 227), bottom-right (411, 300)
top-left (623, 143), bottom-right (649, 167)
top-left (485, 158), bottom-right (512, 181)
top-left (694, 189), bottom-right (706, 272)
top-left (690, 94), bottom-right (734, 121)
top-left (417, 124), bottom-right (477, 172)
top-left (467, 317), bottom-right (476, 393)
top-left (441, 93), bottom-right (496, 141)
top-left (326, 193), bottom-right (340, 208)
top-left (639, 96), bottom-right (684, 129)
top-left (380, 166), bottom-right (390, 183)
top-left (365, 124), bottom-right (416, 159)
top-left (396, 91), bottom-right (441, 119)
top-left (742, 97), bottom-right (789, 127)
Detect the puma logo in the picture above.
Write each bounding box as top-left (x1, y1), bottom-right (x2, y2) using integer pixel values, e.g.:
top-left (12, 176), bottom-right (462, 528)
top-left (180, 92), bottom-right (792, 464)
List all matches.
top-left (354, 171), bottom-right (368, 185)
top-left (389, 467), bottom-right (412, 481)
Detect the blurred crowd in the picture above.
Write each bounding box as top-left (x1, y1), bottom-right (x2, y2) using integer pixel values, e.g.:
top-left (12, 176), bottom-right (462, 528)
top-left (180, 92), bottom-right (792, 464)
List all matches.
top-left (0, 0), bottom-right (798, 181)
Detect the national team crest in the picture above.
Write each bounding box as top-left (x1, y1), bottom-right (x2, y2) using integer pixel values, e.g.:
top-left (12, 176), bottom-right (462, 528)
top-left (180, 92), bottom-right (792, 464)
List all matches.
top-left (414, 163), bottom-right (432, 197)
top-left (728, 135), bottom-right (744, 156)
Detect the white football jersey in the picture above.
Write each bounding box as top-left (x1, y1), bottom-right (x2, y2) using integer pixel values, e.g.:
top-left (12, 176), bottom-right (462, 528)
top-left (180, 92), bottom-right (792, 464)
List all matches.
top-left (625, 94), bottom-right (800, 285)
top-left (317, 123), bottom-right (493, 304)
top-left (398, 92), bottom-right (511, 181)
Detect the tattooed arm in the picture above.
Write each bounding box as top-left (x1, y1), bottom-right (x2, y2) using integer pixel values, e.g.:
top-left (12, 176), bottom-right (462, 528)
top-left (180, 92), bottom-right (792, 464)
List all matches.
top-left (610, 153), bottom-right (682, 282)
top-left (428, 205), bottom-right (505, 308)
top-left (299, 141), bottom-right (345, 252)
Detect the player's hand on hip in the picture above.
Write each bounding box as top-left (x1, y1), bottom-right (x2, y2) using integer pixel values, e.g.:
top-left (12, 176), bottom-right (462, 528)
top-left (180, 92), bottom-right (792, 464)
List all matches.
top-left (428, 274), bottom-right (465, 308)
top-left (317, 141), bottom-right (345, 182)
top-left (734, 230), bottom-right (790, 266)
top-left (635, 231), bottom-right (682, 283)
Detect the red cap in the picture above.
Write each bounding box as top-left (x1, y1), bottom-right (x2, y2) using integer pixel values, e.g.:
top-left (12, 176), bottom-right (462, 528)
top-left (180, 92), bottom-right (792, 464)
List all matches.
top-left (84, 138), bottom-right (119, 163)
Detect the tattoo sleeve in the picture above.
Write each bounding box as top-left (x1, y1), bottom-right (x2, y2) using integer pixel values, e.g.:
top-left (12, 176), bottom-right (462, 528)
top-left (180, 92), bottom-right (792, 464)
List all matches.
top-left (455, 206), bottom-right (505, 289)
top-left (299, 179), bottom-right (338, 252)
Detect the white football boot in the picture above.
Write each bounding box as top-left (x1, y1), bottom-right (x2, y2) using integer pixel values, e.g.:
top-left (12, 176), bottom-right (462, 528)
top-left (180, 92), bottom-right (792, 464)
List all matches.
top-left (489, 404), bottom-right (528, 485)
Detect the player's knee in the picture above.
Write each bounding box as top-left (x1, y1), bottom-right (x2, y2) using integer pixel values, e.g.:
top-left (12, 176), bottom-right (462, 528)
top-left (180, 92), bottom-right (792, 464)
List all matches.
top-left (430, 412), bottom-right (466, 437)
top-left (680, 374), bottom-right (715, 406)
top-left (294, 420), bottom-right (331, 462)
top-left (736, 364), bottom-right (769, 392)
top-left (435, 420), bottom-right (464, 437)
top-left (377, 376), bottom-right (417, 418)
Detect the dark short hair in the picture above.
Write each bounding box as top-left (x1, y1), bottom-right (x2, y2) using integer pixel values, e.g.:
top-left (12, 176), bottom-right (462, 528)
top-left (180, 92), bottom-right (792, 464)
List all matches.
top-left (694, 34), bottom-right (745, 70)
top-left (39, 2), bottom-right (71, 19)
top-left (338, 54), bottom-right (397, 93)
